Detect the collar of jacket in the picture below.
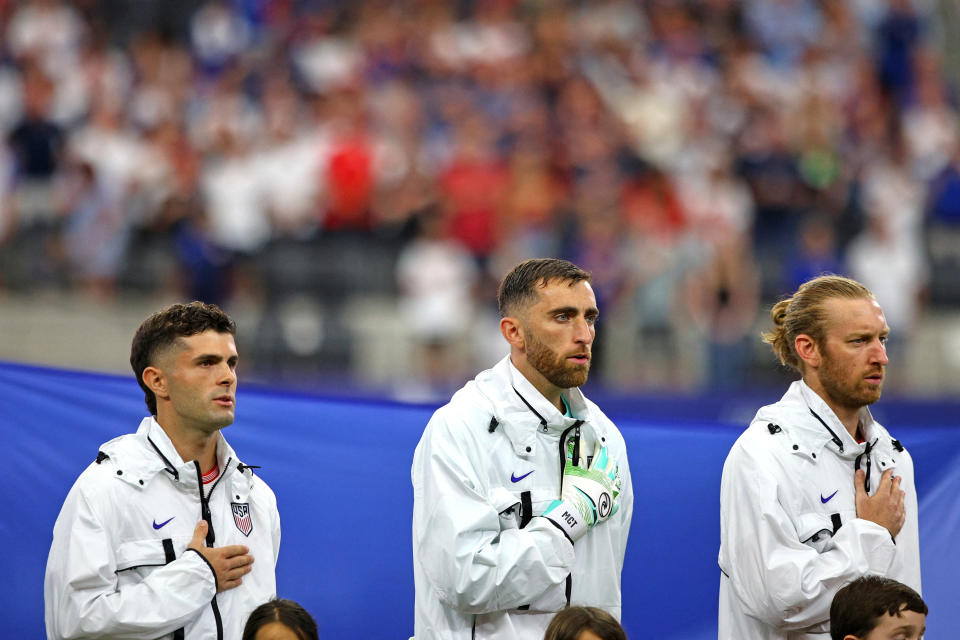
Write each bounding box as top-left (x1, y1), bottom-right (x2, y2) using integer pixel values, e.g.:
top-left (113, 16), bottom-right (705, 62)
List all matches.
top-left (100, 416), bottom-right (253, 492)
top-left (475, 356), bottom-right (597, 457)
top-left (768, 380), bottom-right (882, 460)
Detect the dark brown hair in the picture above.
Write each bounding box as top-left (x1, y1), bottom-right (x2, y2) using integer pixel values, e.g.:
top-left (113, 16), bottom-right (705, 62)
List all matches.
top-left (242, 599), bottom-right (318, 640)
top-left (130, 301), bottom-right (236, 414)
top-left (830, 576), bottom-right (927, 640)
top-left (544, 606), bottom-right (627, 640)
top-left (497, 258), bottom-right (591, 318)
top-left (761, 275), bottom-right (874, 372)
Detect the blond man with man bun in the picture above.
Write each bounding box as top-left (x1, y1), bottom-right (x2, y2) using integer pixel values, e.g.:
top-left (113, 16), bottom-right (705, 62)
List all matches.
top-left (718, 275), bottom-right (921, 640)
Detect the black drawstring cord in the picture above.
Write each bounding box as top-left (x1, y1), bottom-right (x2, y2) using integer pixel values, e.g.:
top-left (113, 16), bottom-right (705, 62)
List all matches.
top-left (809, 410), bottom-right (845, 453)
top-left (148, 437), bottom-right (180, 480)
top-left (512, 387), bottom-right (548, 428)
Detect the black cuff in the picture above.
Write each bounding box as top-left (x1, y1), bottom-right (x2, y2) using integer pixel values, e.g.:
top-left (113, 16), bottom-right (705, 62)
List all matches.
top-left (185, 547), bottom-right (219, 592)
top-left (540, 515), bottom-right (574, 546)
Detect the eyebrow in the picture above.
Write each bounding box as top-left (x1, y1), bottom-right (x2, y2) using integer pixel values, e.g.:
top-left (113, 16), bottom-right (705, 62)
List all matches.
top-left (546, 306), bottom-right (599, 316)
top-left (193, 353), bottom-right (239, 365)
top-left (844, 327), bottom-right (890, 338)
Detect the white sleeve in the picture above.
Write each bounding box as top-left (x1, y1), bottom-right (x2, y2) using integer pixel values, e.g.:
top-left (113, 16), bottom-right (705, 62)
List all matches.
top-left (719, 444), bottom-right (897, 631)
top-left (44, 482), bottom-right (217, 640)
top-left (413, 413), bottom-right (574, 615)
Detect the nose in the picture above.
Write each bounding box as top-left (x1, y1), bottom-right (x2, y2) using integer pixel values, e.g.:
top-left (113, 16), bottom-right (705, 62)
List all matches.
top-left (218, 363), bottom-right (237, 387)
top-left (871, 339), bottom-right (889, 366)
top-left (573, 317), bottom-right (594, 345)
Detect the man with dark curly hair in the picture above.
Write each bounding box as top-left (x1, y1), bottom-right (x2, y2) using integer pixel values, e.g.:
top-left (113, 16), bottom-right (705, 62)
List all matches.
top-left (45, 301), bottom-right (281, 640)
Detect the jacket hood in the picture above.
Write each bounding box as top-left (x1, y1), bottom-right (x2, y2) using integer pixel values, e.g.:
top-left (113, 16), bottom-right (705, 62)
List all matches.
top-left (463, 356), bottom-right (607, 457)
top-left (755, 380), bottom-right (896, 462)
top-left (99, 417), bottom-right (256, 493)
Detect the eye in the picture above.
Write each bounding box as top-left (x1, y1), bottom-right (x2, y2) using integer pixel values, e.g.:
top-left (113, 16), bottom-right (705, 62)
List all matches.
top-left (879, 335), bottom-right (888, 345)
top-left (586, 315), bottom-right (599, 326)
top-left (555, 312), bottom-right (569, 322)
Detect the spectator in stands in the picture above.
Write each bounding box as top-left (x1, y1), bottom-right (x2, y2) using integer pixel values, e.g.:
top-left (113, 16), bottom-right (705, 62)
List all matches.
top-left (0, 0), bottom-right (951, 394)
top-left (396, 205), bottom-right (479, 394)
top-left (45, 301), bottom-right (281, 639)
top-left (5, 67), bottom-right (64, 287)
top-left (718, 275), bottom-right (921, 639)
top-left (544, 605), bottom-right (628, 640)
top-left (243, 599), bottom-right (319, 640)
top-left (412, 258), bottom-right (633, 639)
top-left (830, 576), bottom-right (927, 640)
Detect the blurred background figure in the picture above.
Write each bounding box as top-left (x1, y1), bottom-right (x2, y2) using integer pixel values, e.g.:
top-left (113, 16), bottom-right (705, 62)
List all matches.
top-left (395, 205), bottom-right (478, 397)
top-left (3, 0), bottom-right (960, 398)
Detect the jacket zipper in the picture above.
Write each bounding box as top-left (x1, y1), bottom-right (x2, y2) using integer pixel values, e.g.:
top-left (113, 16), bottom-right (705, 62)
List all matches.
top-left (194, 460), bottom-right (226, 640)
top-left (855, 440), bottom-right (877, 492)
top-left (557, 420), bottom-right (583, 607)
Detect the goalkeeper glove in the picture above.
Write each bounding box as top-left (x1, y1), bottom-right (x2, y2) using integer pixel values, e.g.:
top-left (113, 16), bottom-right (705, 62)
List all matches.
top-left (542, 441), bottom-right (620, 542)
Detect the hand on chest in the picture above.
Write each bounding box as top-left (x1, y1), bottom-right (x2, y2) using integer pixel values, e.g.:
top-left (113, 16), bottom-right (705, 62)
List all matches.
top-left (784, 448), bottom-right (900, 550)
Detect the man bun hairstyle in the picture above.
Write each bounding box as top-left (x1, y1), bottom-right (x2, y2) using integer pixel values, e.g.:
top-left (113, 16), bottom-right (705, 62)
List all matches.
top-left (830, 576), bottom-right (927, 640)
top-left (130, 301), bottom-right (236, 415)
top-left (761, 274), bottom-right (874, 372)
top-left (498, 258), bottom-right (591, 318)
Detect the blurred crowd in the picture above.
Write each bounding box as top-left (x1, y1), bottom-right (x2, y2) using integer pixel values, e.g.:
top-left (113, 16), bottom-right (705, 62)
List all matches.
top-left (2, 0), bottom-right (960, 392)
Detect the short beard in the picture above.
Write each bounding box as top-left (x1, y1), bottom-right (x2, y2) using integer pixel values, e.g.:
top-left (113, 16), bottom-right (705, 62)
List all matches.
top-left (525, 328), bottom-right (590, 389)
top-left (819, 349), bottom-right (883, 411)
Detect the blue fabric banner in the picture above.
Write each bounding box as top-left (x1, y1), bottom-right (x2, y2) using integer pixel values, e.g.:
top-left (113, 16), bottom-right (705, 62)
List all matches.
top-left (1, 361), bottom-right (956, 638)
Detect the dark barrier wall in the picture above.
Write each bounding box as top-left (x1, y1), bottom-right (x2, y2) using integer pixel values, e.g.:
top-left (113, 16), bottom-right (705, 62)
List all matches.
top-left (2, 361), bottom-right (958, 639)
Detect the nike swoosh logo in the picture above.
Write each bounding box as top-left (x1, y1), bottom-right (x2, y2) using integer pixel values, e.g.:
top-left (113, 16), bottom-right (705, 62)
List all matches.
top-left (511, 470), bottom-right (534, 483)
top-left (821, 490), bottom-right (839, 504)
top-left (153, 517), bottom-right (175, 530)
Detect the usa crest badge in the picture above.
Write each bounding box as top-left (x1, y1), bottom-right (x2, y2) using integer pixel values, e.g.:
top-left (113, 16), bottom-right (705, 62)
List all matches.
top-left (231, 502), bottom-right (253, 536)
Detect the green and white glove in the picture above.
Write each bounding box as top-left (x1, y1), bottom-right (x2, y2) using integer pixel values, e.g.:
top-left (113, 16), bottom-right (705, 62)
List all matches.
top-left (542, 441), bottom-right (621, 542)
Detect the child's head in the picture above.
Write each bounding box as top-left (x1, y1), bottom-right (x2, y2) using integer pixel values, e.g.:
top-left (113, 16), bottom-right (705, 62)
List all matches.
top-left (830, 576), bottom-right (927, 640)
top-left (242, 599), bottom-right (318, 640)
top-left (543, 606), bottom-right (627, 640)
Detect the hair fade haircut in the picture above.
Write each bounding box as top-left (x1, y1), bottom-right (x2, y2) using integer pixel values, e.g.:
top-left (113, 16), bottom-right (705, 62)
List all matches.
top-left (130, 301), bottom-right (236, 415)
top-left (242, 598), bottom-right (318, 640)
top-left (830, 576), bottom-right (927, 640)
top-left (497, 258), bottom-right (591, 318)
top-left (544, 606), bottom-right (627, 640)
top-left (761, 274), bottom-right (875, 372)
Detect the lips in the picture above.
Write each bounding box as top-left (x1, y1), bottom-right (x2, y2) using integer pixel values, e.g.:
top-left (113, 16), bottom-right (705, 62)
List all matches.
top-left (214, 395), bottom-right (235, 406)
top-left (567, 353), bottom-right (590, 364)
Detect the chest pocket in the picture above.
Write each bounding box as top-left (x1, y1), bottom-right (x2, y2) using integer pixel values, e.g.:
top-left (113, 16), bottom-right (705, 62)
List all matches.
top-left (796, 513), bottom-right (837, 553)
top-left (115, 536), bottom-right (191, 587)
top-left (490, 486), bottom-right (557, 532)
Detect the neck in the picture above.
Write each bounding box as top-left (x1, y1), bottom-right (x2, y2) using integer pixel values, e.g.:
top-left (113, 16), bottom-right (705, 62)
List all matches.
top-left (510, 353), bottom-right (565, 413)
top-left (155, 413), bottom-right (219, 471)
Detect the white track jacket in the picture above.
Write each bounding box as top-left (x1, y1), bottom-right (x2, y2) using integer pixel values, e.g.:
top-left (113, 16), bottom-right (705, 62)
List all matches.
top-left (45, 417), bottom-right (281, 640)
top-left (412, 356), bottom-right (633, 640)
top-left (718, 380), bottom-right (921, 639)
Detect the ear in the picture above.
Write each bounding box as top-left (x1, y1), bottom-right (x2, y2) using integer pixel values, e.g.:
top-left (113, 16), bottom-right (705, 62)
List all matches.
top-left (141, 365), bottom-right (169, 401)
top-left (500, 316), bottom-right (525, 351)
top-left (795, 333), bottom-right (821, 369)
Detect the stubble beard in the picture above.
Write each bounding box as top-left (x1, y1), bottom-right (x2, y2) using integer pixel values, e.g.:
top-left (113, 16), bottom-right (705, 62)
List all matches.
top-left (525, 329), bottom-right (590, 390)
top-left (818, 349), bottom-right (883, 412)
